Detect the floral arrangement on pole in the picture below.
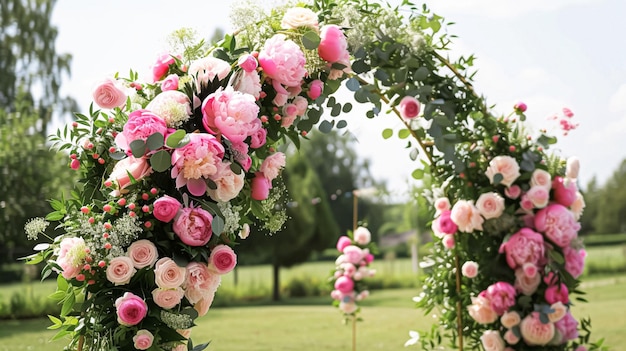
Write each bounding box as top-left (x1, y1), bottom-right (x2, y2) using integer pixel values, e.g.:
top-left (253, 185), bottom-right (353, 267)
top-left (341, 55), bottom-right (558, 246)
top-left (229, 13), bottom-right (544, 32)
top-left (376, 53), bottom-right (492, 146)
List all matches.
top-left (330, 227), bottom-right (376, 319)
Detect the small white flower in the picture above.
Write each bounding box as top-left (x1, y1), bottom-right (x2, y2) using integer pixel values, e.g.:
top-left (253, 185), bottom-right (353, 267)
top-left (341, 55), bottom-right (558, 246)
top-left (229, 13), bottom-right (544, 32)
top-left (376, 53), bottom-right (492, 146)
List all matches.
top-left (404, 330), bottom-right (420, 347)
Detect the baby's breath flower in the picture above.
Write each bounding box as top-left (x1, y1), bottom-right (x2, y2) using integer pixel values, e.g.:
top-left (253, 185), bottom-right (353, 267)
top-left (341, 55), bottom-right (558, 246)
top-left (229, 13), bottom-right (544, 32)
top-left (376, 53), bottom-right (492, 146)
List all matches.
top-left (218, 202), bottom-right (242, 235)
top-left (24, 217), bottom-right (49, 240)
top-left (160, 311), bottom-right (193, 330)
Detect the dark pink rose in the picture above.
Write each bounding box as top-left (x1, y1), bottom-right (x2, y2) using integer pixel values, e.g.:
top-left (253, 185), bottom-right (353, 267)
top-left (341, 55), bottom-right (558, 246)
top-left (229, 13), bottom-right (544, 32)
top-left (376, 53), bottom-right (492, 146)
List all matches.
top-left (153, 195), bottom-right (181, 223)
top-left (238, 54), bottom-right (258, 72)
top-left (152, 53), bottom-right (176, 82)
top-left (114, 109), bottom-right (167, 152)
top-left (481, 282), bottom-right (516, 315)
top-left (115, 292), bottom-right (147, 326)
top-left (208, 244), bottom-right (237, 275)
top-left (398, 96), bottom-right (421, 119)
top-left (437, 210), bottom-right (458, 235)
top-left (499, 227), bottom-right (545, 270)
top-left (307, 79), bottom-right (324, 100)
top-left (336, 236), bottom-right (352, 252)
top-left (173, 206), bottom-right (213, 246)
top-left (535, 204), bottom-right (580, 248)
top-left (251, 172), bottom-right (271, 200)
top-left (318, 25), bottom-right (348, 63)
top-left (564, 246), bottom-right (586, 278)
top-left (552, 176), bottom-right (578, 207)
top-left (334, 276), bottom-right (354, 293)
top-left (92, 78), bottom-right (126, 109)
top-left (545, 283), bottom-right (569, 304)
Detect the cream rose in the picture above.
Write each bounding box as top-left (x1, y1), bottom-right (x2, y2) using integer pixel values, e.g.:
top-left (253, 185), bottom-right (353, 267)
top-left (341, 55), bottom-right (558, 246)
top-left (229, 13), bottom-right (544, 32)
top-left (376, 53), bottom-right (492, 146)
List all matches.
top-left (530, 169), bottom-right (552, 189)
top-left (450, 200), bottom-right (484, 233)
top-left (467, 296), bottom-right (498, 324)
top-left (500, 311), bottom-right (521, 329)
top-left (281, 7), bottom-right (319, 30)
top-left (476, 192), bottom-right (505, 219)
top-left (127, 239), bottom-right (159, 269)
top-left (353, 226), bottom-right (371, 245)
top-left (480, 330), bottom-right (505, 351)
top-left (154, 258), bottom-right (186, 289)
top-left (106, 256), bottom-right (136, 285)
top-left (485, 155), bottom-right (520, 187)
top-left (152, 287), bottom-right (184, 309)
top-left (548, 301), bottom-right (568, 323)
top-left (570, 192), bottom-right (585, 220)
top-left (526, 186), bottom-right (550, 209)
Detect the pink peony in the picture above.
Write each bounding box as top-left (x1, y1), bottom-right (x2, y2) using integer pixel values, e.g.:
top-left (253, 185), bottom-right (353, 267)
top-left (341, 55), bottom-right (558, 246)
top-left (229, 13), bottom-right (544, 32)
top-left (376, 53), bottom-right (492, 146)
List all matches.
top-left (334, 276), bottom-right (354, 293)
top-left (480, 330), bottom-right (505, 351)
top-left (553, 176), bottom-right (578, 207)
top-left (145, 90), bottom-right (192, 128)
top-left (353, 227), bottom-right (371, 245)
top-left (201, 86), bottom-right (261, 143)
top-left (171, 133), bottom-right (225, 196)
top-left (545, 283), bottom-right (569, 304)
top-left (336, 236), bottom-right (352, 252)
top-left (476, 192), bottom-right (505, 219)
top-left (153, 195), bottom-right (182, 223)
top-left (535, 204), bottom-right (580, 248)
top-left (564, 246), bottom-right (586, 278)
top-left (152, 287), bottom-right (184, 309)
top-left (482, 282), bottom-right (517, 315)
top-left (450, 200), bottom-right (484, 233)
top-left (281, 7), bottom-right (318, 29)
top-left (437, 210), bottom-right (458, 234)
top-left (461, 261), bottom-right (479, 278)
top-left (499, 227), bottom-right (545, 270)
top-left (133, 330), bottom-right (154, 350)
top-left (260, 152), bottom-right (286, 181)
top-left (92, 78), bottom-right (126, 109)
top-left (467, 296), bottom-right (498, 324)
top-left (154, 258), bottom-right (187, 289)
top-left (161, 74), bottom-right (180, 91)
top-left (259, 34), bottom-right (306, 88)
top-left (530, 169), bottom-right (552, 189)
top-left (185, 262), bottom-right (221, 304)
top-left (485, 155), bottom-right (520, 187)
top-left (398, 96), bottom-right (421, 119)
top-left (152, 53), bottom-right (176, 82)
top-left (106, 156), bottom-right (152, 194)
top-left (115, 292), bottom-right (148, 326)
top-left (206, 162), bottom-right (245, 202)
top-left (514, 101), bottom-right (527, 112)
top-left (520, 312), bottom-right (555, 346)
top-left (318, 25), bottom-right (348, 63)
top-left (173, 206), bottom-right (213, 247)
top-left (115, 109), bottom-right (167, 152)
top-left (555, 312), bottom-right (579, 342)
top-left (55, 237), bottom-right (87, 280)
top-left (127, 239), bottom-right (159, 269)
top-left (208, 244), bottom-right (237, 275)
top-left (188, 56), bottom-right (231, 93)
top-left (106, 256), bottom-right (136, 285)
top-left (307, 79), bottom-right (324, 100)
top-left (251, 172), bottom-right (271, 200)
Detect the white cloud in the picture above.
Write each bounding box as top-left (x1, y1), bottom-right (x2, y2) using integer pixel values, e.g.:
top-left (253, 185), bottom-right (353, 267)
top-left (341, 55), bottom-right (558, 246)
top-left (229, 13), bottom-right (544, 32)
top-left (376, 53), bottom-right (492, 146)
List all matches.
top-left (425, 0), bottom-right (599, 19)
top-left (609, 84), bottom-right (626, 113)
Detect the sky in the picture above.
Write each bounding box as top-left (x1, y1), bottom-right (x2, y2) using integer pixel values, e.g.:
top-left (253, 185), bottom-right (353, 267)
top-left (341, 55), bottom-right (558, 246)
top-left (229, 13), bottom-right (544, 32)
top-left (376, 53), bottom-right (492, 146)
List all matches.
top-left (51, 0), bottom-right (626, 200)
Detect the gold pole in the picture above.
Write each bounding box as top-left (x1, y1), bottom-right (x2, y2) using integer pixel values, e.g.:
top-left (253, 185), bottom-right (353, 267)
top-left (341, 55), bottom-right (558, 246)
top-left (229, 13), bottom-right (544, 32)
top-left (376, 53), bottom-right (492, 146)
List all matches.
top-left (352, 314), bottom-right (357, 351)
top-left (454, 251), bottom-right (464, 351)
top-left (77, 334), bottom-right (84, 351)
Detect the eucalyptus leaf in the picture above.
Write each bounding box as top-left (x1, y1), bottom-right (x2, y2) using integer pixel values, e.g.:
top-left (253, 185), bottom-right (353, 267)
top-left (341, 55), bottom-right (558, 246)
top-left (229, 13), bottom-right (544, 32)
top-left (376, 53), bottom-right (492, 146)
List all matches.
top-left (212, 215), bottom-right (225, 236)
top-left (382, 128), bottom-right (393, 139)
top-left (412, 168), bottom-right (424, 179)
top-left (336, 120), bottom-right (348, 129)
top-left (146, 132), bottom-right (164, 151)
top-left (398, 129), bottom-right (411, 139)
top-left (150, 150), bottom-right (171, 172)
top-left (129, 139), bottom-right (146, 158)
top-left (165, 129), bottom-right (187, 148)
top-left (319, 120), bottom-right (334, 133)
top-left (301, 31), bottom-right (320, 50)
top-left (346, 77), bottom-right (360, 92)
top-left (492, 173), bottom-right (504, 185)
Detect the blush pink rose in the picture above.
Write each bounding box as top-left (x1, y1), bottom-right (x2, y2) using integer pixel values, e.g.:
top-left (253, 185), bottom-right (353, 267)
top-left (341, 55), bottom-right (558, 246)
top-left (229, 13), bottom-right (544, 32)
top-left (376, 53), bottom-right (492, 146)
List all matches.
top-left (461, 261), bottom-right (479, 278)
top-left (273, 92), bottom-right (289, 106)
top-left (153, 195), bottom-right (182, 223)
top-left (545, 283), bottom-right (569, 304)
top-left (154, 257), bottom-right (187, 289)
top-left (127, 239), bottom-right (159, 269)
top-left (133, 330), bottom-right (154, 350)
top-left (571, 191), bottom-right (585, 220)
top-left (555, 311), bottom-right (579, 342)
top-left (318, 25), bottom-right (348, 63)
top-left (485, 155), bottom-right (520, 187)
top-left (106, 256), bottom-right (137, 285)
top-left (115, 292), bottom-right (148, 326)
top-left (260, 152), bottom-right (286, 181)
top-left (476, 192), bottom-right (505, 219)
top-left (530, 169), bottom-right (552, 189)
top-left (515, 268), bottom-right (541, 295)
top-left (480, 330), bottom-right (505, 351)
top-left (281, 7), bottom-right (318, 29)
top-left (434, 197), bottom-right (451, 215)
top-left (553, 176), bottom-right (578, 207)
top-left (161, 74), bottom-right (180, 91)
top-left (398, 96), bottom-right (421, 119)
top-left (171, 133), bottom-right (225, 196)
top-left (152, 287), bottom-right (184, 309)
top-left (307, 79), bottom-right (324, 100)
top-left (505, 185), bottom-right (521, 199)
top-left (152, 53), bottom-right (176, 82)
top-left (499, 227), bottom-right (545, 270)
top-left (93, 78), bottom-right (126, 109)
top-left (106, 156), bottom-right (152, 193)
top-left (535, 204), bottom-right (580, 248)
top-left (251, 172), bottom-right (272, 200)
top-left (145, 90), bottom-right (192, 128)
top-left (55, 237), bottom-right (87, 280)
top-left (503, 329), bottom-right (520, 345)
top-left (334, 276), bottom-right (354, 293)
top-left (207, 162), bottom-right (245, 202)
top-left (336, 236), bottom-right (352, 252)
top-left (188, 56), bottom-right (231, 93)
top-left (185, 262), bottom-right (221, 304)
top-left (353, 227), bottom-right (371, 245)
top-left (201, 86), bottom-right (260, 143)
top-left (232, 70), bottom-right (262, 99)
top-left (564, 246), bottom-right (586, 278)
top-left (437, 210), bottom-right (458, 234)
top-left (520, 312), bottom-right (555, 346)
top-left (547, 301), bottom-right (568, 323)
top-left (500, 311), bottom-right (521, 329)
top-left (442, 234), bottom-right (455, 249)
top-left (343, 245), bottom-right (364, 264)
top-left (173, 206), bottom-right (213, 247)
top-left (482, 282), bottom-right (516, 315)
top-left (467, 296), bottom-right (498, 324)
top-left (526, 186), bottom-right (550, 209)
top-left (208, 244), bottom-right (237, 275)
top-left (115, 109), bottom-right (168, 152)
top-left (566, 156), bottom-right (580, 179)
top-left (450, 200), bottom-right (484, 233)
top-left (259, 34), bottom-right (306, 88)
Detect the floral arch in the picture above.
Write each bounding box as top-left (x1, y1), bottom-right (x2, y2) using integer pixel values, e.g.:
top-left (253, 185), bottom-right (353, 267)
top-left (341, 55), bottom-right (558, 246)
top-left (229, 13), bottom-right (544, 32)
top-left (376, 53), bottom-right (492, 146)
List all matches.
top-left (23, 1), bottom-right (598, 350)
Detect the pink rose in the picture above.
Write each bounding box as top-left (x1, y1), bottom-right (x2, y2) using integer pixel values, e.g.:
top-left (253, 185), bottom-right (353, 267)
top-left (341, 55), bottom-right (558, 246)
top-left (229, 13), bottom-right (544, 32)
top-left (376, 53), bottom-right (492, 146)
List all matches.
top-left (115, 109), bottom-right (167, 152)
top-left (207, 162), bottom-right (245, 202)
top-left (526, 186), bottom-right (550, 209)
top-left (485, 155), bottom-right (520, 187)
top-left (566, 156), bottom-right (580, 179)
top-left (237, 54), bottom-right (258, 72)
top-left (92, 78), bottom-right (126, 109)
top-left (318, 25), bottom-right (348, 63)
top-left (127, 239), bottom-right (159, 269)
top-left (499, 227), bottom-right (545, 270)
top-left (259, 34), bottom-right (306, 88)
top-left (503, 329), bottom-right (520, 345)
top-left (555, 312), bottom-right (579, 342)
top-left (106, 156), bottom-right (152, 193)
top-left (515, 268), bottom-right (541, 296)
top-left (171, 133), bottom-right (225, 196)
top-left (106, 256), bottom-right (137, 285)
top-left (339, 301), bottom-right (358, 314)
top-left (173, 206), bottom-right (213, 247)
top-left (553, 176), bottom-right (578, 207)
top-left (334, 276), bottom-right (354, 293)
top-left (481, 282), bottom-right (516, 315)
top-left (500, 311), bottom-right (521, 329)
top-left (250, 127), bottom-right (267, 149)
top-left (450, 200), bottom-right (484, 232)
top-left (161, 74), bottom-right (180, 91)
top-left (505, 185), bottom-right (521, 199)
top-left (55, 237), bottom-right (87, 280)
top-left (273, 92), bottom-right (289, 106)
top-left (293, 96), bottom-right (308, 115)
top-left (398, 96), bottom-right (421, 119)
top-left (476, 192), bottom-right (505, 219)
top-left (153, 195), bottom-right (182, 223)
top-left (535, 204), bottom-right (580, 248)
top-left (188, 56), bottom-right (231, 93)
top-left (133, 330), bottom-right (154, 350)
top-left (547, 301), bottom-right (568, 323)
top-left (467, 296), bottom-right (498, 324)
top-left (336, 236), bottom-right (352, 252)
top-left (480, 330), bottom-right (505, 351)
top-left (545, 283), bottom-right (569, 304)
top-left (343, 245), bottom-right (364, 264)
top-left (564, 246), bottom-right (586, 278)
top-left (145, 90), bottom-right (192, 128)
top-left (154, 257), bottom-right (187, 289)
top-left (461, 261), bottom-right (479, 278)
top-left (185, 262), bottom-right (221, 304)
top-left (281, 7), bottom-right (318, 29)
top-left (520, 312), bottom-right (555, 345)
top-left (260, 152), bottom-right (286, 181)
top-left (434, 197), bottom-right (451, 215)
top-left (530, 169), bottom-right (552, 189)
top-left (251, 172), bottom-right (271, 200)
top-left (152, 53), bottom-right (176, 82)
top-left (209, 244), bottom-right (237, 275)
top-left (115, 292), bottom-right (148, 326)
top-left (307, 79), bottom-right (324, 100)
top-left (353, 227), bottom-right (371, 245)
top-left (514, 101), bottom-right (527, 112)
top-left (152, 287), bottom-right (184, 309)
top-left (201, 86), bottom-right (260, 143)
top-left (442, 234), bottom-right (455, 249)
top-left (437, 210), bottom-right (458, 234)
top-left (232, 70), bottom-right (262, 99)
top-left (571, 191), bottom-right (585, 220)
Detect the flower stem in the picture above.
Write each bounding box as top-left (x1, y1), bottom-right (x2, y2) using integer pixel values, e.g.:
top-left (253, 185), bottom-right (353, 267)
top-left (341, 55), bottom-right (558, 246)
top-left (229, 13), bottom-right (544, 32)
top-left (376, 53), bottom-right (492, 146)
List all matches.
top-left (454, 251), bottom-right (464, 351)
top-left (352, 314), bottom-right (357, 351)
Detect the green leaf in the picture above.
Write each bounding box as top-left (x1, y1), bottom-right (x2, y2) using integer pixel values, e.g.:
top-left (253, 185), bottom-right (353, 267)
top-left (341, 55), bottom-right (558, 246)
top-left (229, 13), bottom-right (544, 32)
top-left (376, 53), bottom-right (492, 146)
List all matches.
top-left (411, 168), bottom-right (424, 180)
top-left (45, 211), bottom-right (64, 221)
top-left (346, 78), bottom-right (360, 92)
top-left (492, 173), bottom-right (504, 185)
top-left (301, 31), bottom-right (320, 50)
top-left (336, 120), bottom-right (347, 129)
top-left (414, 67), bottom-right (429, 81)
top-left (342, 103), bottom-right (353, 113)
top-left (318, 120), bottom-right (334, 133)
top-left (130, 139), bottom-right (146, 158)
top-left (166, 130), bottom-right (188, 148)
top-left (548, 249), bottom-right (565, 264)
top-left (351, 60), bottom-right (371, 74)
top-left (398, 129), bottom-right (411, 139)
top-left (146, 132), bottom-right (164, 151)
top-left (60, 291), bottom-right (75, 317)
top-left (150, 150), bottom-right (172, 172)
top-left (382, 128), bottom-right (393, 139)
top-left (212, 215), bottom-right (225, 236)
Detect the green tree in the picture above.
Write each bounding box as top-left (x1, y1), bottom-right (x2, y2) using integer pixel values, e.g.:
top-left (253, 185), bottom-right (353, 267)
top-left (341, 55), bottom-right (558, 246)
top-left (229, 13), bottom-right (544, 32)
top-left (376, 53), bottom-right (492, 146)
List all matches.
top-left (592, 159), bottom-right (626, 234)
top-left (579, 176), bottom-right (599, 234)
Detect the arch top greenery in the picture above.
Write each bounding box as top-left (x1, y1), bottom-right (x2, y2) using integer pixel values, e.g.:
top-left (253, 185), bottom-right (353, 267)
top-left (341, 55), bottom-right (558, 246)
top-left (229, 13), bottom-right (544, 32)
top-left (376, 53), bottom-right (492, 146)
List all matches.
top-left (24, 0), bottom-right (599, 350)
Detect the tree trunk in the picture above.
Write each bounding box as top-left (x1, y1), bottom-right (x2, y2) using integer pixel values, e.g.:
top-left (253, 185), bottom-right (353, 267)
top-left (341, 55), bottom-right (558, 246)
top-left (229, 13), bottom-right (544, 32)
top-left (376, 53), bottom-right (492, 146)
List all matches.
top-left (272, 262), bottom-right (280, 301)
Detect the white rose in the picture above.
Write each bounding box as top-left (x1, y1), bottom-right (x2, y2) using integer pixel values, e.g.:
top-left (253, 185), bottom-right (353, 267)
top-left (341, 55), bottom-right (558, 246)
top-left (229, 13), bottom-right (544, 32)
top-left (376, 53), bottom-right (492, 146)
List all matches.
top-left (281, 7), bottom-right (319, 30)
